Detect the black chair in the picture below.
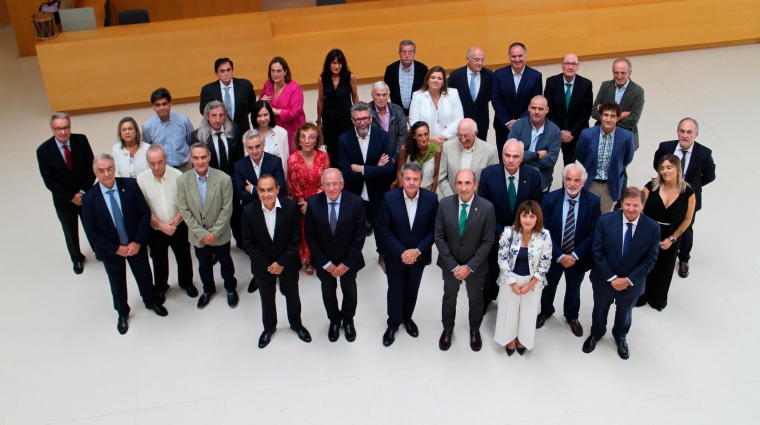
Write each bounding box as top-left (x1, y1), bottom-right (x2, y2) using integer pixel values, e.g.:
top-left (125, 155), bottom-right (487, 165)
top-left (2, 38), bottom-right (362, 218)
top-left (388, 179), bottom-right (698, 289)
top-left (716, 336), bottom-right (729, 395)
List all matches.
top-left (104, 0), bottom-right (112, 27)
top-left (118, 9), bottom-right (150, 25)
top-left (316, 0), bottom-right (345, 5)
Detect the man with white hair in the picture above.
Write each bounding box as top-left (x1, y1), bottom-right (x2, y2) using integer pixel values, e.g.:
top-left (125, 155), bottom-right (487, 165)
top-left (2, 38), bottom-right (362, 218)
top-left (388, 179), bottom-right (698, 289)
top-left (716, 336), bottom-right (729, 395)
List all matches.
top-left (537, 162), bottom-right (601, 337)
top-left (368, 81), bottom-right (408, 161)
top-left (438, 118), bottom-right (498, 198)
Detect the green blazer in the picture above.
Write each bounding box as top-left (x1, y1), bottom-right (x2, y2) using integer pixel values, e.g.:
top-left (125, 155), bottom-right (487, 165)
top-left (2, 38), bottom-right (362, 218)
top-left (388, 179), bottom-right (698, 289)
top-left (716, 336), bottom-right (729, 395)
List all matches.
top-left (177, 168), bottom-right (233, 248)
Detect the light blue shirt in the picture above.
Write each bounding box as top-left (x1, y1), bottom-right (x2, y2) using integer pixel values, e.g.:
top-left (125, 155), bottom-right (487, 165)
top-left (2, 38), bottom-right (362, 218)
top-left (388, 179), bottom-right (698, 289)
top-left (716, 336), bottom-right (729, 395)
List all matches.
top-left (55, 138), bottom-right (70, 163)
top-left (142, 112), bottom-right (193, 166)
top-left (558, 190), bottom-right (581, 262)
top-left (323, 193), bottom-right (343, 270)
top-left (529, 122), bottom-right (545, 152)
top-left (615, 79), bottom-right (630, 104)
top-left (99, 181), bottom-right (122, 226)
top-left (563, 76), bottom-right (575, 93)
top-left (195, 170), bottom-right (208, 208)
top-left (399, 62), bottom-right (415, 109)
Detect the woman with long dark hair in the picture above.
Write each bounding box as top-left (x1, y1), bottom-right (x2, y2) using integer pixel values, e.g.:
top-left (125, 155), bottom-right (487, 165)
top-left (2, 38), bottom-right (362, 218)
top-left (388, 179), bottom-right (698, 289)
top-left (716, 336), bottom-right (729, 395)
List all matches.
top-left (317, 49), bottom-right (359, 167)
top-left (395, 121), bottom-right (441, 192)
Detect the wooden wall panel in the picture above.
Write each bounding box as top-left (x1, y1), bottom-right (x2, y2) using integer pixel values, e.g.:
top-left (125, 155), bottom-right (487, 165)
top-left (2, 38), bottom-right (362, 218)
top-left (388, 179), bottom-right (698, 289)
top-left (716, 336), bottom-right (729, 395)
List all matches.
top-left (0, 0), bottom-right (11, 26)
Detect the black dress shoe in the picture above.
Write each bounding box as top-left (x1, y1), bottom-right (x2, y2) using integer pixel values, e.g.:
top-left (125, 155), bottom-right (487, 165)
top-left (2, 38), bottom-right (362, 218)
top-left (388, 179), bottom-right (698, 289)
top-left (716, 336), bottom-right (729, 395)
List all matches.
top-left (536, 312), bottom-right (549, 329)
top-left (382, 328), bottom-right (396, 347)
top-left (197, 292), bottom-right (215, 309)
top-left (227, 291), bottom-right (239, 308)
top-left (678, 261), bottom-right (689, 278)
top-left (185, 285), bottom-right (199, 298)
top-left (365, 221), bottom-right (373, 237)
top-left (155, 291), bottom-right (166, 305)
top-left (328, 324), bottom-right (340, 342)
top-left (402, 319), bottom-right (419, 337)
top-left (73, 261), bottom-right (84, 275)
top-left (146, 303), bottom-right (168, 317)
top-left (470, 330), bottom-right (483, 352)
top-left (506, 345), bottom-right (516, 356)
top-left (258, 329), bottom-right (276, 348)
top-left (567, 319), bottom-right (584, 337)
top-left (117, 316), bottom-right (129, 335)
top-left (439, 330), bottom-right (452, 351)
top-left (247, 278), bottom-right (258, 293)
top-left (582, 335), bottom-right (599, 353)
top-left (296, 327), bottom-right (312, 343)
top-left (516, 345), bottom-right (526, 356)
top-left (617, 340), bottom-right (630, 359)
top-left (344, 323), bottom-right (356, 342)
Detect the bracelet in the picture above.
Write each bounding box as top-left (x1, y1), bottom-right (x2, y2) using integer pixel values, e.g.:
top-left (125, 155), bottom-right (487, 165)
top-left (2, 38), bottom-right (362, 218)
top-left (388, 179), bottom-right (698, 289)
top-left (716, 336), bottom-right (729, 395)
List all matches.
top-left (669, 236), bottom-right (677, 242)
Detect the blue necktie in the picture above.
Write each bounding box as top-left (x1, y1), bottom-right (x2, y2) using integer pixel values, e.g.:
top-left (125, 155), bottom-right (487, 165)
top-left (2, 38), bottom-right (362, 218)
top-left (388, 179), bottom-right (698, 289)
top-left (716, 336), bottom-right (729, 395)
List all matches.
top-left (107, 189), bottom-right (129, 245)
top-left (329, 202), bottom-right (338, 235)
top-left (622, 222), bottom-right (633, 257)
top-left (469, 72), bottom-right (477, 101)
top-left (223, 86), bottom-right (233, 119)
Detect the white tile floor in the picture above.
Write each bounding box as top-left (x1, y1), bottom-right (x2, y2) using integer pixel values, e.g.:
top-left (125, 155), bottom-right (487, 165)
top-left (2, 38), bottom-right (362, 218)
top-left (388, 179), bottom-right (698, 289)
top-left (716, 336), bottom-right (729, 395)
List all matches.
top-left (1, 27), bottom-right (759, 424)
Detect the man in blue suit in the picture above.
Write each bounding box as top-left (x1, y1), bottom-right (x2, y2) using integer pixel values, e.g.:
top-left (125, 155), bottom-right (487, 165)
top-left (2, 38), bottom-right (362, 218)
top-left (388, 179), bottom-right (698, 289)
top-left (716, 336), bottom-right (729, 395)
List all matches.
top-left (82, 154), bottom-right (168, 335)
top-left (508, 95), bottom-right (562, 192)
top-left (478, 140), bottom-right (543, 313)
top-left (583, 187), bottom-right (660, 360)
top-left (575, 101), bottom-right (635, 213)
top-left (378, 162), bottom-right (439, 347)
top-left (339, 101), bottom-right (396, 271)
top-left (448, 46), bottom-right (494, 142)
top-left (234, 129), bottom-right (286, 206)
top-left (491, 43), bottom-right (543, 163)
top-left (537, 163), bottom-right (601, 337)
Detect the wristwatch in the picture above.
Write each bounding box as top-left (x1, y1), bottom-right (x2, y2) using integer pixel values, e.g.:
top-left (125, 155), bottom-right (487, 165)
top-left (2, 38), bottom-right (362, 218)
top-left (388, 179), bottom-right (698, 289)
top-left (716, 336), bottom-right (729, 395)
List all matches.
top-left (669, 236), bottom-right (677, 243)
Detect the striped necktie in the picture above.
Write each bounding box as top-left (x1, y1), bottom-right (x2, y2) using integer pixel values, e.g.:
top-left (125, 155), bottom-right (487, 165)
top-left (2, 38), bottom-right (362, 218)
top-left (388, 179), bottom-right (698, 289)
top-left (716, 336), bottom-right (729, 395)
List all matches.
top-left (562, 199), bottom-right (576, 253)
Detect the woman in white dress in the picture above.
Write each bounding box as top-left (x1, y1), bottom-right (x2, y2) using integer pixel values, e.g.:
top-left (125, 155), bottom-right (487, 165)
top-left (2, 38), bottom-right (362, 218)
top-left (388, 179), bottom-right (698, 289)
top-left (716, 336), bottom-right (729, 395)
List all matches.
top-left (494, 200), bottom-right (552, 356)
top-left (395, 121), bottom-right (441, 192)
top-left (408, 66), bottom-right (464, 146)
top-left (252, 99), bottom-right (290, 179)
top-left (111, 117), bottom-right (149, 178)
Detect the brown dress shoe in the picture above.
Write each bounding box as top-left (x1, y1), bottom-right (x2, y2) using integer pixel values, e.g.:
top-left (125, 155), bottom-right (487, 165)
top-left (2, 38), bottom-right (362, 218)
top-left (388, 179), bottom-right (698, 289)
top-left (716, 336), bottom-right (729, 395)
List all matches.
top-left (536, 312), bottom-right (549, 329)
top-left (439, 330), bottom-right (452, 351)
top-left (567, 319), bottom-right (583, 337)
top-left (470, 330), bottom-right (482, 351)
top-left (678, 261), bottom-right (689, 278)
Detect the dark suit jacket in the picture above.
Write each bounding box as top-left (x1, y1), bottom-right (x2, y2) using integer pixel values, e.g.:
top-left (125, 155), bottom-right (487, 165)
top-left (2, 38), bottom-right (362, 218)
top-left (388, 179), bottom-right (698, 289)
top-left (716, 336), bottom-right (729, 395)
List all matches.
top-left (542, 188), bottom-right (601, 272)
top-left (81, 178), bottom-right (151, 262)
top-left (304, 191), bottom-right (366, 271)
top-left (434, 194), bottom-right (495, 274)
top-left (378, 188), bottom-right (439, 269)
top-left (199, 77), bottom-right (256, 132)
top-left (491, 66), bottom-right (543, 135)
top-left (233, 153), bottom-right (286, 205)
top-left (591, 79), bottom-right (645, 148)
top-left (190, 123), bottom-right (244, 177)
top-left (575, 126), bottom-right (635, 202)
top-left (369, 100), bottom-right (408, 161)
top-left (338, 128), bottom-right (395, 206)
top-left (448, 66), bottom-right (494, 141)
top-left (37, 134), bottom-right (95, 207)
top-left (477, 163), bottom-right (544, 237)
top-left (383, 60), bottom-right (429, 111)
top-left (241, 197), bottom-right (302, 275)
top-left (653, 140), bottom-right (715, 211)
top-left (590, 211), bottom-right (660, 297)
top-left (544, 73), bottom-right (593, 141)
top-left (508, 117), bottom-right (562, 190)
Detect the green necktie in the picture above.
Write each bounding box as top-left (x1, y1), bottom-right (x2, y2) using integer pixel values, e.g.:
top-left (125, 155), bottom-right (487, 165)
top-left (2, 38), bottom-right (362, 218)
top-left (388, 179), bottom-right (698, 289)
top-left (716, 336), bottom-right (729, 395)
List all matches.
top-left (459, 203), bottom-right (468, 237)
top-left (564, 83), bottom-right (572, 129)
top-left (508, 176), bottom-right (517, 213)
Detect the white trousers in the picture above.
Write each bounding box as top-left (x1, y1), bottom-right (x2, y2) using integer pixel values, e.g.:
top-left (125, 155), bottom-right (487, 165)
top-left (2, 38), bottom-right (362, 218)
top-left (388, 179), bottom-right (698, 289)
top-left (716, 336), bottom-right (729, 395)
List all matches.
top-left (493, 274), bottom-right (543, 350)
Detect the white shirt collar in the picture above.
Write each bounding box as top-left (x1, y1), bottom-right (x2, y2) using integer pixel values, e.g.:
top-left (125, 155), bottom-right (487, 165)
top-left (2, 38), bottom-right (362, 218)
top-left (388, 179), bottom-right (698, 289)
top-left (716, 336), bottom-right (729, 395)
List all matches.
top-left (679, 143), bottom-right (694, 153)
top-left (262, 197), bottom-right (282, 213)
top-left (512, 67), bottom-right (524, 77)
top-left (467, 67), bottom-right (479, 77)
top-left (563, 75), bottom-right (576, 85)
top-left (220, 79), bottom-right (234, 90)
top-left (459, 195), bottom-right (475, 206)
top-left (624, 214), bottom-right (640, 226)
top-left (403, 190), bottom-right (419, 201)
top-left (505, 168), bottom-right (520, 179)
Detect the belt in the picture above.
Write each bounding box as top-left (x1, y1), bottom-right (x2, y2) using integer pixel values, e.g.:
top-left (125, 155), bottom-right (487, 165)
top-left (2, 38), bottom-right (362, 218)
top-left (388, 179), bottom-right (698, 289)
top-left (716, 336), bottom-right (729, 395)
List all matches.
top-left (656, 221), bottom-right (672, 226)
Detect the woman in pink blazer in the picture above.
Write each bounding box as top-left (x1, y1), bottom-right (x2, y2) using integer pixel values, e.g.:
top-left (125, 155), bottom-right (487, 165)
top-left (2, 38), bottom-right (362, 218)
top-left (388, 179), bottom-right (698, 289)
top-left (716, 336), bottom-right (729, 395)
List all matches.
top-left (260, 57), bottom-right (306, 154)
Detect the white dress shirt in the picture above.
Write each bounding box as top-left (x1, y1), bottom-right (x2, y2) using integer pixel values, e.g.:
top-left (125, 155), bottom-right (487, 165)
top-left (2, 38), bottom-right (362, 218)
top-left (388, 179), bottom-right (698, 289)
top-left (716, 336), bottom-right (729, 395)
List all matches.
top-left (403, 189), bottom-right (419, 229)
top-left (357, 128), bottom-right (371, 201)
top-left (220, 80), bottom-right (236, 120)
top-left (136, 166), bottom-right (183, 229)
top-left (512, 67), bottom-right (523, 92)
top-left (466, 68), bottom-right (481, 98)
top-left (461, 146), bottom-right (474, 170)
top-left (504, 168), bottom-right (520, 193)
top-left (262, 198), bottom-right (281, 240)
top-left (674, 143), bottom-right (694, 173)
top-left (251, 156), bottom-right (263, 179)
top-left (214, 128), bottom-right (229, 166)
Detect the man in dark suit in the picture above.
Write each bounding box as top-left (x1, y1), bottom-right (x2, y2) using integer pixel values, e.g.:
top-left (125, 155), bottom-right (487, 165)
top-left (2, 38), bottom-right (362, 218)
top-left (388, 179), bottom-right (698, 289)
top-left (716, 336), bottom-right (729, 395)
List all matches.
top-left (435, 169), bottom-right (495, 352)
top-left (653, 117), bottom-right (716, 278)
top-left (576, 101), bottom-right (635, 214)
top-left (37, 113), bottom-right (96, 274)
top-left (383, 40), bottom-right (429, 116)
top-left (544, 54), bottom-right (593, 166)
top-left (242, 175), bottom-right (312, 349)
top-left (368, 81), bottom-right (408, 162)
top-left (378, 162), bottom-right (439, 347)
top-left (338, 101), bottom-right (396, 271)
top-left (234, 129), bottom-right (286, 206)
top-left (583, 188), bottom-right (659, 360)
top-left (591, 58), bottom-right (645, 150)
top-left (448, 46), bottom-right (494, 142)
top-left (82, 154), bottom-right (168, 335)
top-left (305, 168), bottom-right (366, 343)
top-left (199, 57), bottom-right (256, 133)
top-left (491, 42), bottom-right (543, 161)
top-left (537, 163), bottom-right (601, 337)
top-left (478, 140), bottom-right (544, 313)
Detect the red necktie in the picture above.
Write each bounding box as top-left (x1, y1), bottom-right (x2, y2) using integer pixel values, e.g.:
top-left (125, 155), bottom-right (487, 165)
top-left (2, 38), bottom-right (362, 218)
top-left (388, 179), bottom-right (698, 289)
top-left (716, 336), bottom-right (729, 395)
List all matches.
top-left (63, 144), bottom-right (72, 171)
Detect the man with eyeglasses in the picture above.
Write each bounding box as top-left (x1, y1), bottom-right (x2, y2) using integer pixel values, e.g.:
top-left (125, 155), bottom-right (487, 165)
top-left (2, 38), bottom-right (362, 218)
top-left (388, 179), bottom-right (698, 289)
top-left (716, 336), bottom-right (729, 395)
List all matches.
top-left (37, 112), bottom-right (96, 275)
top-left (543, 54), bottom-right (593, 166)
top-left (199, 57), bottom-right (256, 133)
top-left (438, 119), bottom-right (499, 198)
top-left (448, 46), bottom-right (494, 142)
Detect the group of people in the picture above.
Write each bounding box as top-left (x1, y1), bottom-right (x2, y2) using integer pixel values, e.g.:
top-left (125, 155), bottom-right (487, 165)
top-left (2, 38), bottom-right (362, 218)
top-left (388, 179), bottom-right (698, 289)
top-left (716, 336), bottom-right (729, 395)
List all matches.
top-left (37, 41), bottom-right (716, 359)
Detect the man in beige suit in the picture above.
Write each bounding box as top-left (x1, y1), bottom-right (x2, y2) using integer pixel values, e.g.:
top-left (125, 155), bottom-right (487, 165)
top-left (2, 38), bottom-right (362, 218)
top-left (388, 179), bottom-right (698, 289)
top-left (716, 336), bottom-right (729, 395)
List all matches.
top-left (177, 142), bottom-right (239, 310)
top-left (437, 118), bottom-right (498, 199)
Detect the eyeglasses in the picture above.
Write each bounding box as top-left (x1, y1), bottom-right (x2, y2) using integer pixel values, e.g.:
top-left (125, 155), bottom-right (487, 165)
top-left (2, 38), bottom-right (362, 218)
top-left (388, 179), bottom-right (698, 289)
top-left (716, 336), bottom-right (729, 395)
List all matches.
top-left (562, 62), bottom-right (579, 67)
top-left (468, 57), bottom-right (487, 64)
top-left (456, 133), bottom-right (473, 138)
top-left (352, 117), bottom-right (371, 123)
top-left (52, 126), bottom-right (70, 132)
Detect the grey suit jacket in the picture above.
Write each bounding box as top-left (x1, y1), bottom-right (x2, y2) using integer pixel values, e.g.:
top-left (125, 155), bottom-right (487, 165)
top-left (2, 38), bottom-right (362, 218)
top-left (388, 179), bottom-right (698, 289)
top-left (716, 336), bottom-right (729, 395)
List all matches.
top-left (369, 101), bottom-right (408, 161)
top-left (507, 117), bottom-right (562, 190)
top-left (434, 194), bottom-right (495, 275)
top-left (591, 79), bottom-right (645, 149)
top-left (176, 168), bottom-right (233, 248)
top-left (437, 138), bottom-right (499, 198)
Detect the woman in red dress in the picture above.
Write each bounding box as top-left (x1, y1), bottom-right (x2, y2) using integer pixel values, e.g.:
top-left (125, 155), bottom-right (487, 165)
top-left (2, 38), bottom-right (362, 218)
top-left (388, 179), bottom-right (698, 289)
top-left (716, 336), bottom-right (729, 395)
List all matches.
top-left (287, 122), bottom-right (330, 276)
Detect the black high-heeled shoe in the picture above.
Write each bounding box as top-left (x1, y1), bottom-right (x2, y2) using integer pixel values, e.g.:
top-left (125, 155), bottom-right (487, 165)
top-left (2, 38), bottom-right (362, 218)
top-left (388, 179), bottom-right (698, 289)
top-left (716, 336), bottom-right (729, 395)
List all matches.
top-left (506, 345), bottom-right (516, 356)
top-left (516, 345), bottom-right (526, 356)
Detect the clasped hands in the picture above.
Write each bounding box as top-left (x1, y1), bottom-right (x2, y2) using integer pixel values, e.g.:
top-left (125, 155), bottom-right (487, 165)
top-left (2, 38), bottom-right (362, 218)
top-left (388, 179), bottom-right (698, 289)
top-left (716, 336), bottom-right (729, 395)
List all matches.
top-left (510, 281), bottom-right (535, 295)
top-left (401, 249), bottom-right (421, 265)
top-left (116, 242), bottom-right (141, 257)
top-left (324, 263), bottom-right (349, 278)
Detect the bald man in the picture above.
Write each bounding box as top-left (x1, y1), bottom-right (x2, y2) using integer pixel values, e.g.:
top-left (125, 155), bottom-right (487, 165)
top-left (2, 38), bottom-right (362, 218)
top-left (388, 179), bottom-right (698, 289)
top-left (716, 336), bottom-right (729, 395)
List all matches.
top-left (448, 46), bottom-right (494, 141)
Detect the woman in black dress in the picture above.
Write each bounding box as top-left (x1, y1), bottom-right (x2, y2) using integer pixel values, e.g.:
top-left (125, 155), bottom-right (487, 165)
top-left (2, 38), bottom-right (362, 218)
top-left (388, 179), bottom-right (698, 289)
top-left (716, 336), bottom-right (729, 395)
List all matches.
top-left (637, 155), bottom-right (696, 311)
top-left (316, 49), bottom-right (359, 167)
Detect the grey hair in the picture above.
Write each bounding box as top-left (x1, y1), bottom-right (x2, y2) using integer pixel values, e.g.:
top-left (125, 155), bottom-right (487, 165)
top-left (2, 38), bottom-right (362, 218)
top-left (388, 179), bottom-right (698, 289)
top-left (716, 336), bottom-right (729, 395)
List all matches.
top-left (459, 118), bottom-right (478, 133)
top-left (190, 141), bottom-right (210, 155)
top-left (398, 40), bottom-right (416, 52)
top-left (198, 100), bottom-right (234, 142)
top-left (400, 161), bottom-right (424, 177)
top-left (350, 101), bottom-right (371, 116)
top-left (92, 153), bottom-right (115, 170)
top-left (371, 81), bottom-right (390, 93)
top-left (50, 112), bottom-right (71, 126)
top-left (146, 144), bottom-right (167, 160)
top-left (562, 161), bottom-right (588, 182)
top-left (503, 139), bottom-right (524, 155)
top-left (320, 168), bottom-right (344, 184)
top-left (678, 117), bottom-right (699, 133)
top-left (243, 129), bottom-right (263, 143)
top-left (613, 57), bottom-right (632, 72)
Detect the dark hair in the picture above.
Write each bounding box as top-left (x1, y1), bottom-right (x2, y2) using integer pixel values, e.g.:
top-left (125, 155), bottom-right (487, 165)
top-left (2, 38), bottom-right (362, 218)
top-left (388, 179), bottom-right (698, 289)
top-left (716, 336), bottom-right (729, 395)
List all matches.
top-left (268, 56), bottom-right (292, 83)
top-left (252, 100), bottom-right (277, 129)
top-left (622, 187), bottom-right (646, 204)
top-left (117, 117), bottom-right (141, 148)
top-left (598, 100), bottom-right (622, 117)
top-left (419, 66), bottom-right (449, 95)
top-left (150, 87), bottom-right (171, 104)
top-left (294, 122), bottom-right (324, 150)
top-left (513, 200), bottom-right (544, 233)
top-left (509, 42), bottom-right (527, 55)
top-left (403, 121), bottom-right (430, 162)
top-left (321, 49), bottom-right (351, 79)
top-left (214, 58), bottom-right (233, 73)
top-left (257, 174), bottom-right (279, 188)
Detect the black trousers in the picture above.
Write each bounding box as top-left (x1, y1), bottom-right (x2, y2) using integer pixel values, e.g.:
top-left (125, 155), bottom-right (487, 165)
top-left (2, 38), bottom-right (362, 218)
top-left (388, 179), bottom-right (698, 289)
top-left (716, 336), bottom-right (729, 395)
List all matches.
top-left (102, 246), bottom-right (157, 318)
top-left (230, 194), bottom-right (243, 248)
top-left (482, 244), bottom-right (500, 304)
top-left (54, 201), bottom-right (93, 263)
top-left (541, 261), bottom-right (586, 320)
top-left (590, 280), bottom-right (642, 343)
top-left (365, 201), bottom-right (385, 255)
top-left (257, 270), bottom-right (303, 332)
top-left (560, 139), bottom-right (577, 167)
top-left (149, 223), bottom-right (193, 293)
top-left (386, 261), bottom-right (426, 329)
top-left (678, 213), bottom-right (696, 262)
top-left (194, 242), bottom-right (237, 294)
top-left (441, 268), bottom-right (486, 332)
top-left (316, 268), bottom-right (358, 326)
top-left (322, 113), bottom-right (352, 168)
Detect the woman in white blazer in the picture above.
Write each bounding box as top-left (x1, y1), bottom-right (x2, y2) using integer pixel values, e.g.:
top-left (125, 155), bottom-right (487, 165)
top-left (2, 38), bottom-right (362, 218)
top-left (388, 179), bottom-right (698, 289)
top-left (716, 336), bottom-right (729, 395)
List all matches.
top-left (252, 100), bottom-right (290, 178)
top-left (111, 117), bottom-right (150, 178)
top-left (408, 66), bottom-right (464, 146)
top-left (494, 200), bottom-right (552, 356)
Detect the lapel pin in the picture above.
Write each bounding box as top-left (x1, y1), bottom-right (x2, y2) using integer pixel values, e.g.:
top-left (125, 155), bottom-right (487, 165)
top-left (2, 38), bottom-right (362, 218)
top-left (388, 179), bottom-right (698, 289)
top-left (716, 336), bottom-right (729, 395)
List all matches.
top-left (523, 180), bottom-right (527, 184)
top-left (121, 189), bottom-right (125, 192)
top-left (474, 208), bottom-right (478, 211)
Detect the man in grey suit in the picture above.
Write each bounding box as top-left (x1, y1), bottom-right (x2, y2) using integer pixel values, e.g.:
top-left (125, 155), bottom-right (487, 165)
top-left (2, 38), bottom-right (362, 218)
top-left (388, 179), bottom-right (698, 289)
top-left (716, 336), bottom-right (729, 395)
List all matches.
top-left (177, 143), bottom-right (239, 310)
top-left (368, 81), bottom-right (408, 162)
top-left (437, 118), bottom-right (499, 199)
top-left (507, 95), bottom-right (562, 192)
top-left (435, 169), bottom-right (496, 352)
top-left (591, 58), bottom-right (645, 150)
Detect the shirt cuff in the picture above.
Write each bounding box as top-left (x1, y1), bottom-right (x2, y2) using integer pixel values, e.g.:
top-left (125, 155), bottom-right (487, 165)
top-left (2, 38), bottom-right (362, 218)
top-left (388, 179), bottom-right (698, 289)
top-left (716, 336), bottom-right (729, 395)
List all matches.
top-left (323, 261), bottom-right (333, 270)
top-left (416, 249), bottom-right (422, 256)
top-left (80, 190), bottom-right (86, 195)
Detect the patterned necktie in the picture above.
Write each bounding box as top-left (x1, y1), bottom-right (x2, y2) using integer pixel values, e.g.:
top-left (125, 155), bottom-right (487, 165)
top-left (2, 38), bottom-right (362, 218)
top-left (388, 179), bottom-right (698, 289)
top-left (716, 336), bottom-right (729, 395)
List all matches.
top-left (63, 144), bottom-right (72, 171)
top-left (329, 201), bottom-right (338, 235)
top-left (216, 132), bottom-right (227, 170)
top-left (459, 203), bottom-right (468, 237)
top-left (681, 149), bottom-right (689, 176)
top-left (223, 86), bottom-right (233, 119)
top-left (107, 189), bottom-right (129, 245)
top-left (562, 199), bottom-right (576, 253)
top-left (508, 176), bottom-right (517, 213)
top-left (622, 222), bottom-right (633, 257)
top-left (469, 72), bottom-right (477, 101)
